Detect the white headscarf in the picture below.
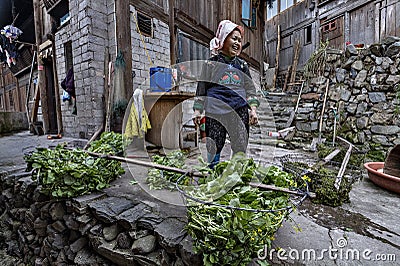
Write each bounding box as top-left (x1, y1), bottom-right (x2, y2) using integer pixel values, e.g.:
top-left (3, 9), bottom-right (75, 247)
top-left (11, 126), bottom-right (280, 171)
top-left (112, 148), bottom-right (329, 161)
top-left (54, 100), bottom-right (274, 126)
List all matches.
top-left (209, 20), bottom-right (244, 56)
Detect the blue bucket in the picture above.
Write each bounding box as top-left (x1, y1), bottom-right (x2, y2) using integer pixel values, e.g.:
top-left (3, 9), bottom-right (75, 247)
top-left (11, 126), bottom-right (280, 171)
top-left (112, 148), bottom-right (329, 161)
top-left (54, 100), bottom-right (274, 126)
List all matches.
top-left (150, 67), bottom-right (172, 92)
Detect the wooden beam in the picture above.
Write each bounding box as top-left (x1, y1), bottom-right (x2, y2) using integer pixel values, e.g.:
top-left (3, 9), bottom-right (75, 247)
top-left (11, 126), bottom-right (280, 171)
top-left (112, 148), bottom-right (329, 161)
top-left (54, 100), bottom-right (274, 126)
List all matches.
top-left (290, 39), bottom-right (301, 84)
top-left (33, 0), bottom-right (50, 133)
top-left (51, 35), bottom-right (63, 135)
top-left (116, 0), bottom-right (133, 98)
top-left (168, 0), bottom-right (176, 66)
top-left (273, 24), bottom-right (281, 89)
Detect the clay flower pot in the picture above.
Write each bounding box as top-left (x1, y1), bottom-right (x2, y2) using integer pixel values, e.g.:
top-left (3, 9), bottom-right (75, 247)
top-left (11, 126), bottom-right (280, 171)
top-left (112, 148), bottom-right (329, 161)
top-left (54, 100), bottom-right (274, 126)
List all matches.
top-left (364, 162), bottom-right (400, 194)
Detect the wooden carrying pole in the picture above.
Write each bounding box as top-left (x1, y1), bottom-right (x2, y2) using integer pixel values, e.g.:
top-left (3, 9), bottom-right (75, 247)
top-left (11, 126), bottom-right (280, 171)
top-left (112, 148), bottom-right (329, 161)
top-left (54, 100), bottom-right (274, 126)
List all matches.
top-left (82, 150), bottom-right (312, 197)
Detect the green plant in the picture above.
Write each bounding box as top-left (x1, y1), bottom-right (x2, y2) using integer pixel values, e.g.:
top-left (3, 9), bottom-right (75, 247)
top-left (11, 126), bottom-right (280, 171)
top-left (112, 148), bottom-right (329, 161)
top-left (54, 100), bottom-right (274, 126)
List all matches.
top-left (183, 153), bottom-right (297, 266)
top-left (146, 150), bottom-right (187, 190)
top-left (24, 132), bottom-right (125, 198)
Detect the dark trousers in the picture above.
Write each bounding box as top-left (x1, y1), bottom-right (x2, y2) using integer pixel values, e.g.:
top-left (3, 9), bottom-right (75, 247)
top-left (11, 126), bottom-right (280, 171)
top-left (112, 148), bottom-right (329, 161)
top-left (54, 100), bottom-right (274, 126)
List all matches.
top-left (205, 106), bottom-right (249, 160)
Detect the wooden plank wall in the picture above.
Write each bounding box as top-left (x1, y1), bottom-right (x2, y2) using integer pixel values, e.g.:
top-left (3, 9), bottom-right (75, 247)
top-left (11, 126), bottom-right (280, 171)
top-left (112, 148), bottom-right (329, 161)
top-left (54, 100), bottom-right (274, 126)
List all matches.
top-left (174, 0), bottom-right (264, 69)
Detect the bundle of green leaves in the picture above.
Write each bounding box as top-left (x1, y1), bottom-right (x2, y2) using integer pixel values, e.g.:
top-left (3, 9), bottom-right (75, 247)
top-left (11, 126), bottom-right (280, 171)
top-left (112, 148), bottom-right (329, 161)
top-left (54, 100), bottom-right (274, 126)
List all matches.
top-left (182, 153), bottom-right (297, 266)
top-left (24, 132), bottom-right (125, 198)
top-left (146, 150), bottom-right (187, 190)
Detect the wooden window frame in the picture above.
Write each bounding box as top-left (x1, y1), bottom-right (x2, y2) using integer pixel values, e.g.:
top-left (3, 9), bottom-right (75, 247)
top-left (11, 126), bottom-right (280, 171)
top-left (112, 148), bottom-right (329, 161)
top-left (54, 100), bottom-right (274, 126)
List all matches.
top-left (305, 24), bottom-right (312, 44)
top-left (242, 0), bottom-right (257, 29)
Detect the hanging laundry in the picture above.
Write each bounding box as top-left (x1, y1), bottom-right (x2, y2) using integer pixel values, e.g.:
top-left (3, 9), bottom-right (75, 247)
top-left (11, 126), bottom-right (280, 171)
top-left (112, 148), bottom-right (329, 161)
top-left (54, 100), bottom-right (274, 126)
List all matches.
top-left (124, 89), bottom-right (151, 139)
top-left (61, 68), bottom-right (75, 97)
top-left (0, 30), bottom-right (18, 65)
top-left (1, 25), bottom-right (23, 40)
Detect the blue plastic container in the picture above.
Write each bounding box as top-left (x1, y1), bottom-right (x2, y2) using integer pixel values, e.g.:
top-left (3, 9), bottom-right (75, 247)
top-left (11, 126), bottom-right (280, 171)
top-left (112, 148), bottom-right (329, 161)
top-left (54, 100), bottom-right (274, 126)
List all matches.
top-left (150, 67), bottom-right (172, 92)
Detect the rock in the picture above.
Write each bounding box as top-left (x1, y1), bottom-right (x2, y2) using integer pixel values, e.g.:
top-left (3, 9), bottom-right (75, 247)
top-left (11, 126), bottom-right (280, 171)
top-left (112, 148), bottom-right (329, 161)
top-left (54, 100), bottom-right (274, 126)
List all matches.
top-left (70, 237), bottom-right (88, 253)
top-left (51, 220), bottom-right (67, 233)
top-left (340, 89), bottom-right (351, 101)
top-left (74, 248), bottom-right (99, 265)
top-left (117, 203), bottom-right (149, 230)
top-left (335, 68), bottom-right (347, 82)
top-left (49, 203), bottom-right (65, 221)
top-left (346, 103), bottom-right (358, 114)
top-left (382, 36), bottom-right (400, 46)
top-left (351, 60), bottom-right (364, 71)
top-left (131, 235), bottom-right (157, 254)
top-left (154, 218), bottom-right (187, 254)
top-left (375, 57), bottom-right (383, 65)
top-left (372, 135), bottom-right (391, 146)
top-left (345, 44), bottom-right (358, 57)
top-left (385, 42), bottom-right (400, 57)
top-left (386, 75), bottom-right (400, 85)
top-left (369, 43), bottom-right (384, 57)
top-left (88, 197), bottom-right (135, 224)
top-left (72, 192), bottom-right (106, 215)
top-left (179, 235), bottom-right (202, 266)
top-left (368, 92), bottom-right (386, 103)
top-left (356, 102), bottom-right (368, 116)
top-left (96, 240), bottom-right (138, 265)
top-left (103, 224), bottom-right (119, 241)
top-left (64, 215), bottom-right (80, 231)
top-left (371, 125), bottom-right (400, 135)
top-left (354, 70), bottom-right (368, 87)
top-left (343, 56), bottom-right (357, 69)
top-left (116, 232), bottom-right (133, 249)
top-left (295, 121), bottom-right (318, 132)
top-left (33, 217), bottom-right (47, 237)
top-left (381, 57), bottom-right (393, 70)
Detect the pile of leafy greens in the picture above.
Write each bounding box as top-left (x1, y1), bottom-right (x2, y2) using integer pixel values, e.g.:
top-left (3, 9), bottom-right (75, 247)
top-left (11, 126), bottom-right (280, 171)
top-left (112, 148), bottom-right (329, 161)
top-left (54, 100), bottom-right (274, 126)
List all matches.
top-left (146, 150), bottom-right (187, 190)
top-left (147, 152), bottom-right (299, 265)
top-left (24, 132), bottom-right (125, 198)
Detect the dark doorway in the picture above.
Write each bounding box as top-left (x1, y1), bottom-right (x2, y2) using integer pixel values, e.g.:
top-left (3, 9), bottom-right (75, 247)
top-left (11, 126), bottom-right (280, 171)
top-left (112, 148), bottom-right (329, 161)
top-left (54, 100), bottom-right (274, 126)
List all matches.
top-left (44, 60), bottom-right (58, 134)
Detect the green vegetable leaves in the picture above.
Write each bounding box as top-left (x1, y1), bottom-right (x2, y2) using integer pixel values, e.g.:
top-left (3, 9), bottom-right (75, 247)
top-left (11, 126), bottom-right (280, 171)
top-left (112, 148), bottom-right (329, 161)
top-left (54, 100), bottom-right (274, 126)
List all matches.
top-left (24, 132), bottom-right (125, 198)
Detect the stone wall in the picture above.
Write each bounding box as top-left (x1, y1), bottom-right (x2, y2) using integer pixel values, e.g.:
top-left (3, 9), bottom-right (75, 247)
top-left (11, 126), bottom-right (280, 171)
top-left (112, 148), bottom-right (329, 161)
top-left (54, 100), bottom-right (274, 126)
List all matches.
top-left (270, 36), bottom-right (400, 153)
top-left (0, 168), bottom-right (201, 266)
top-left (0, 112), bottom-right (28, 134)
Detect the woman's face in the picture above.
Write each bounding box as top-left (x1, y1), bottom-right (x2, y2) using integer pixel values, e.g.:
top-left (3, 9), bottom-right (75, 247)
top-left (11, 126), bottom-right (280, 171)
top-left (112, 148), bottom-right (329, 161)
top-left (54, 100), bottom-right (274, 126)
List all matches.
top-left (221, 29), bottom-right (242, 57)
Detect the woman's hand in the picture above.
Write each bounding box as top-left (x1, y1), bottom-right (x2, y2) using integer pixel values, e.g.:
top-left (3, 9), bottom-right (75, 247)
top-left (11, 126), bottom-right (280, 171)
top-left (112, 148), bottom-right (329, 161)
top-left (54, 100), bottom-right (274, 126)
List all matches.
top-left (193, 110), bottom-right (202, 125)
top-left (249, 107), bottom-right (258, 125)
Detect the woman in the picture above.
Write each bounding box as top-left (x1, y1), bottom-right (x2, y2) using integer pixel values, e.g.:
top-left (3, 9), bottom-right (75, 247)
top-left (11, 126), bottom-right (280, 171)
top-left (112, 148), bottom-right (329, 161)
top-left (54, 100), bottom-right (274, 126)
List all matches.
top-left (193, 20), bottom-right (259, 167)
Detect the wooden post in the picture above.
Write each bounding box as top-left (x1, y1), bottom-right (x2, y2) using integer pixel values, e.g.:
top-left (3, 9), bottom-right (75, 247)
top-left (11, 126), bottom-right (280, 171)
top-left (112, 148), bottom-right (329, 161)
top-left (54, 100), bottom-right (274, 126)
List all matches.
top-left (33, 0), bottom-right (50, 133)
top-left (115, 0), bottom-right (133, 98)
top-left (282, 66), bottom-right (291, 92)
top-left (51, 36), bottom-right (63, 134)
top-left (273, 25), bottom-right (281, 89)
top-left (318, 79), bottom-right (330, 142)
top-left (290, 39), bottom-right (301, 84)
top-left (169, 0), bottom-right (176, 67)
top-left (0, 65), bottom-right (5, 111)
top-left (15, 77), bottom-right (21, 111)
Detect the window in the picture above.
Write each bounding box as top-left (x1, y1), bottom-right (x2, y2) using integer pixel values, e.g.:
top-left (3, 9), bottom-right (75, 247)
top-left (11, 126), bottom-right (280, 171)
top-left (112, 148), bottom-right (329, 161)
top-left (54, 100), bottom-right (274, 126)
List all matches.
top-left (305, 25), bottom-right (312, 44)
top-left (137, 13), bottom-right (153, 37)
top-left (242, 0), bottom-right (257, 28)
top-left (44, 0), bottom-right (70, 29)
top-left (280, 0), bottom-right (294, 11)
top-left (322, 20), bottom-right (337, 33)
top-left (64, 41), bottom-right (73, 72)
top-left (8, 91), bottom-right (14, 108)
top-left (266, 0), bottom-right (278, 20)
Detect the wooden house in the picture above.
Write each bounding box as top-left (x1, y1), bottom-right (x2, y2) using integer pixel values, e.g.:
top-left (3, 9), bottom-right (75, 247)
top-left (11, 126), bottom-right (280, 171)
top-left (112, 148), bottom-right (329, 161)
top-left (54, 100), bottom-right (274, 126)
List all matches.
top-left (264, 0), bottom-right (400, 89)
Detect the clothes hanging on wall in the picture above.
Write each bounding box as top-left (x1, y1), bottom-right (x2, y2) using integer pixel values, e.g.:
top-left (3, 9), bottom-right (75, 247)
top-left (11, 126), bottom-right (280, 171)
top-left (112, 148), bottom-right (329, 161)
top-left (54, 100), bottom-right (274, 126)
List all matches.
top-left (0, 32), bottom-right (18, 66)
top-left (124, 89), bottom-right (151, 139)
